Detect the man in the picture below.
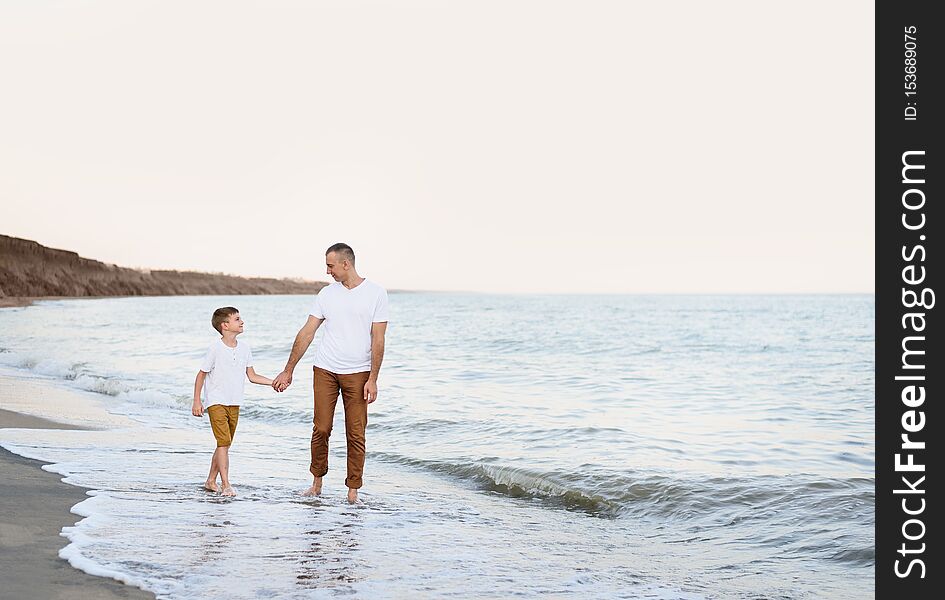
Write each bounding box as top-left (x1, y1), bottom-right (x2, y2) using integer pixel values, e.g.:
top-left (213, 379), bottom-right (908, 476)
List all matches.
top-left (272, 243), bottom-right (389, 504)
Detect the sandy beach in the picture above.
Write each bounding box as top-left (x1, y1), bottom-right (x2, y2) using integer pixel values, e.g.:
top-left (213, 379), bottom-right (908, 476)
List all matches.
top-left (0, 409), bottom-right (155, 600)
top-left (0, 296), bottom-right (33, 308)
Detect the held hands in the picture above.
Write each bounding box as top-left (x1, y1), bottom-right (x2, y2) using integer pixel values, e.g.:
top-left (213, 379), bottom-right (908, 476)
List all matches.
top-left (270, 369), bottom-right (375, 400)
top-left (272, 370), bottom-right (293, 393)
top-left (363, 379), bottom-right (378, 404)
top-left (191, 399), bottom-right (203, 417)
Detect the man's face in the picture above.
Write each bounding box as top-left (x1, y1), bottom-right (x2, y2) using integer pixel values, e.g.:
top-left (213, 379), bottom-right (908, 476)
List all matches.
top-left (326, 252), bottom-right (347, 281)
top-left (222, 313), bottom-right (244, 333)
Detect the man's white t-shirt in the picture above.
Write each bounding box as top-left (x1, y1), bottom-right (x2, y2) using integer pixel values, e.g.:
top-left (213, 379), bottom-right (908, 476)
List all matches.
top-left (309, 279), bottom-right (389, 374)
top-left (199, 338), bottom-right (254, 408)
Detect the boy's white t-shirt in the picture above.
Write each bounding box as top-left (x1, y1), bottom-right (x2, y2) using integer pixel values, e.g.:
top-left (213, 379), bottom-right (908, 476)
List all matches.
top-left (199, 338), bottom-right (254, 408)
top-left (309, 279), bottom-right (389, 374)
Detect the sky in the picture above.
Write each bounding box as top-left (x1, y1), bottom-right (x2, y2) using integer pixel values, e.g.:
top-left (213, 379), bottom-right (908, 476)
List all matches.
top-left (0, 1), bottom-right (874, 294)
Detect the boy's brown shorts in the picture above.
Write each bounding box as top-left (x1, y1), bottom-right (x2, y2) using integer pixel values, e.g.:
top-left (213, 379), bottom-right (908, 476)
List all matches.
top-left (207, 405), bottom-right (239, 447)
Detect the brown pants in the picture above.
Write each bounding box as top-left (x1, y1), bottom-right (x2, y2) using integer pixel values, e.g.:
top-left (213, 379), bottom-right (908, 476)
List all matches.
top-left (310, 366), bottom-right (371, 489)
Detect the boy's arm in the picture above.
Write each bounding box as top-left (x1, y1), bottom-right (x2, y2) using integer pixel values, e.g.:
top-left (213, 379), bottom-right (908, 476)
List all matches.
top-left (273, 315), bottom-right (323, 391)
top-left (192, 371), bottom-right (207, 417)
top-left (246, 367), bottom-right (273, 386)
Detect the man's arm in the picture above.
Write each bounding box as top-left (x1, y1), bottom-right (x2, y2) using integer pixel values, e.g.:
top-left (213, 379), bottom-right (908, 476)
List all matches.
top-left (192, 371), bottom-right (207, 416)
top-left (272, 315), bottom-right (323, 392)
top-left (363, 321), bottom-right (387, 403)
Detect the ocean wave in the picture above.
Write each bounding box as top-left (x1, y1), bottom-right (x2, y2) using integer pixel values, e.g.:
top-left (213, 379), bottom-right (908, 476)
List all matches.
top-left (72, 373), bottom-right (186, 411)
top-left (73, 373), bottom-right (131, 396)
top-left (0, 351), bottom-right (82, 380)
top-left (0, 349), bottom-right (86, 378)
top-left (827, 546), bottom-right (875, 567)
top-left (371, 452), bottom-right (622, 517)
top-left (237, 403), bottom-right (310, 423)
top-left (370, 452), bottom-right (874, 533)
top-left (0, 349), bottom-right (186, 410)
top-left (117, 388), bottom-right (186, 410)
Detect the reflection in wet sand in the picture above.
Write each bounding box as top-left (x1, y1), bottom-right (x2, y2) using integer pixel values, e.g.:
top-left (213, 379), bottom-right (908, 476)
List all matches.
top-left (296, 507), bottom-right (365, 589)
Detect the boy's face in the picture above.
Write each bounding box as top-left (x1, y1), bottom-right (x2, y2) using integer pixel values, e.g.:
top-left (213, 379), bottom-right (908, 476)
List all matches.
top-left (222, 313), bottom-right (244, 334)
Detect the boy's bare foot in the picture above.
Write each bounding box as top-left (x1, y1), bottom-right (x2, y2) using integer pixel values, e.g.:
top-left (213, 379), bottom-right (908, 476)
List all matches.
top-left (204, 480), bottom-right (220, 493)
top-left (221, 486), bottom-right (236, 497)
top-left (302, 476), bottom-right (323, 497)
top-left (347, 488), bottom-right (358, 504)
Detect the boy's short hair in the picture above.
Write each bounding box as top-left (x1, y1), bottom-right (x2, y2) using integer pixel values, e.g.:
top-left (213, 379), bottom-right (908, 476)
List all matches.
top-left (211, 307), bottom-right (239, 334)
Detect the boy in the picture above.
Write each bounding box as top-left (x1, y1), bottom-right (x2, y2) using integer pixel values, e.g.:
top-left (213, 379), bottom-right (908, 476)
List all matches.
top-left (192, 307), bottom-right (272, 496)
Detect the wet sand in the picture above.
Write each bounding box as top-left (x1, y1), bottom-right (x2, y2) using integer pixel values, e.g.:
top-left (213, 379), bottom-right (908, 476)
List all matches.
top-left (0, 409), bottom-right (155, 600)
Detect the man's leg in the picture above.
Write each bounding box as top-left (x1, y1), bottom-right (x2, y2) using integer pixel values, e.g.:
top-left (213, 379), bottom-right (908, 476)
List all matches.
top-left (305, 367), bottom-right (339, 496)
top-left (339, 371), bottom-right (370, 503)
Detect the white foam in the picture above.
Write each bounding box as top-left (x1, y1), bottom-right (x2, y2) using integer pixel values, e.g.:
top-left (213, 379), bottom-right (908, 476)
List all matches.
top-left (1, 357), bottom-right (184, 423)
top-left (2, 442), bottom-right (61, 464)
top-left (33, 358), bottom-right (79, 379)
top-left (0, 350), bottom-right (74, 378)
top-left (73, 374), bottom-right (129, 397)
top-left (0, 351), bottom-right (34, 370)
top-left (117, 388), bottom-right (184, 410)
top-left (59, 543), bottom-right (153, 592)
top-left (0, 373), bottom-right (136, 429)
top-left (1, 435), bottom-right (159, 596)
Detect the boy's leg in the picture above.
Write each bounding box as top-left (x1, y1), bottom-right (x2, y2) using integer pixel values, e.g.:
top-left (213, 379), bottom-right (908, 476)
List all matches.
top-left (217, 446), bottom-right (234, 496)
top-left (219, 406), bottom-right (238, 496)
top-left (206, 405), bottom-right (234, 494)
top-left (305, 367), bottom-right (339, 496)
top-left (206, 453), bottom-right (220, 491)
top-left (339, 371), bottom-right (371, 502)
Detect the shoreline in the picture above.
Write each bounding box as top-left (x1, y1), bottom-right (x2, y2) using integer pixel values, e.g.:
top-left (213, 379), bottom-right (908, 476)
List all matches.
top-left (1, 288), bottom-right (413, 309)
top-left (0, 293), bottom-right (320, 309)
top-left (0, 296), bottom-right (36, 307)
top-left (0, 409), bottom-right (155, 599)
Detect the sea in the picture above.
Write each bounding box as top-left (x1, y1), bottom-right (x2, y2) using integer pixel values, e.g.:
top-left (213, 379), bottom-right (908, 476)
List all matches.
top-left (0, 293), bottom-right (874, 599)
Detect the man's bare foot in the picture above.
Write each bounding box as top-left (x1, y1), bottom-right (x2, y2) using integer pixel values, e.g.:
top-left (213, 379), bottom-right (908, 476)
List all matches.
top-left (302, 476), bottom-right (323, 497)
top-left (204, 480), bottom-right (220, 492)
top-left (347, 488), bottom-right (358, 504)
top-left (221, 486), bottom-right (236, 497)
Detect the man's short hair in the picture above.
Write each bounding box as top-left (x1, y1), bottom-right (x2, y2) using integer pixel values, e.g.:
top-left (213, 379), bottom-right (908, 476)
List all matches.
top-left (211, 307), bottom-right (239, 334)
top-left (326, 242), bottom-right (355, 264)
